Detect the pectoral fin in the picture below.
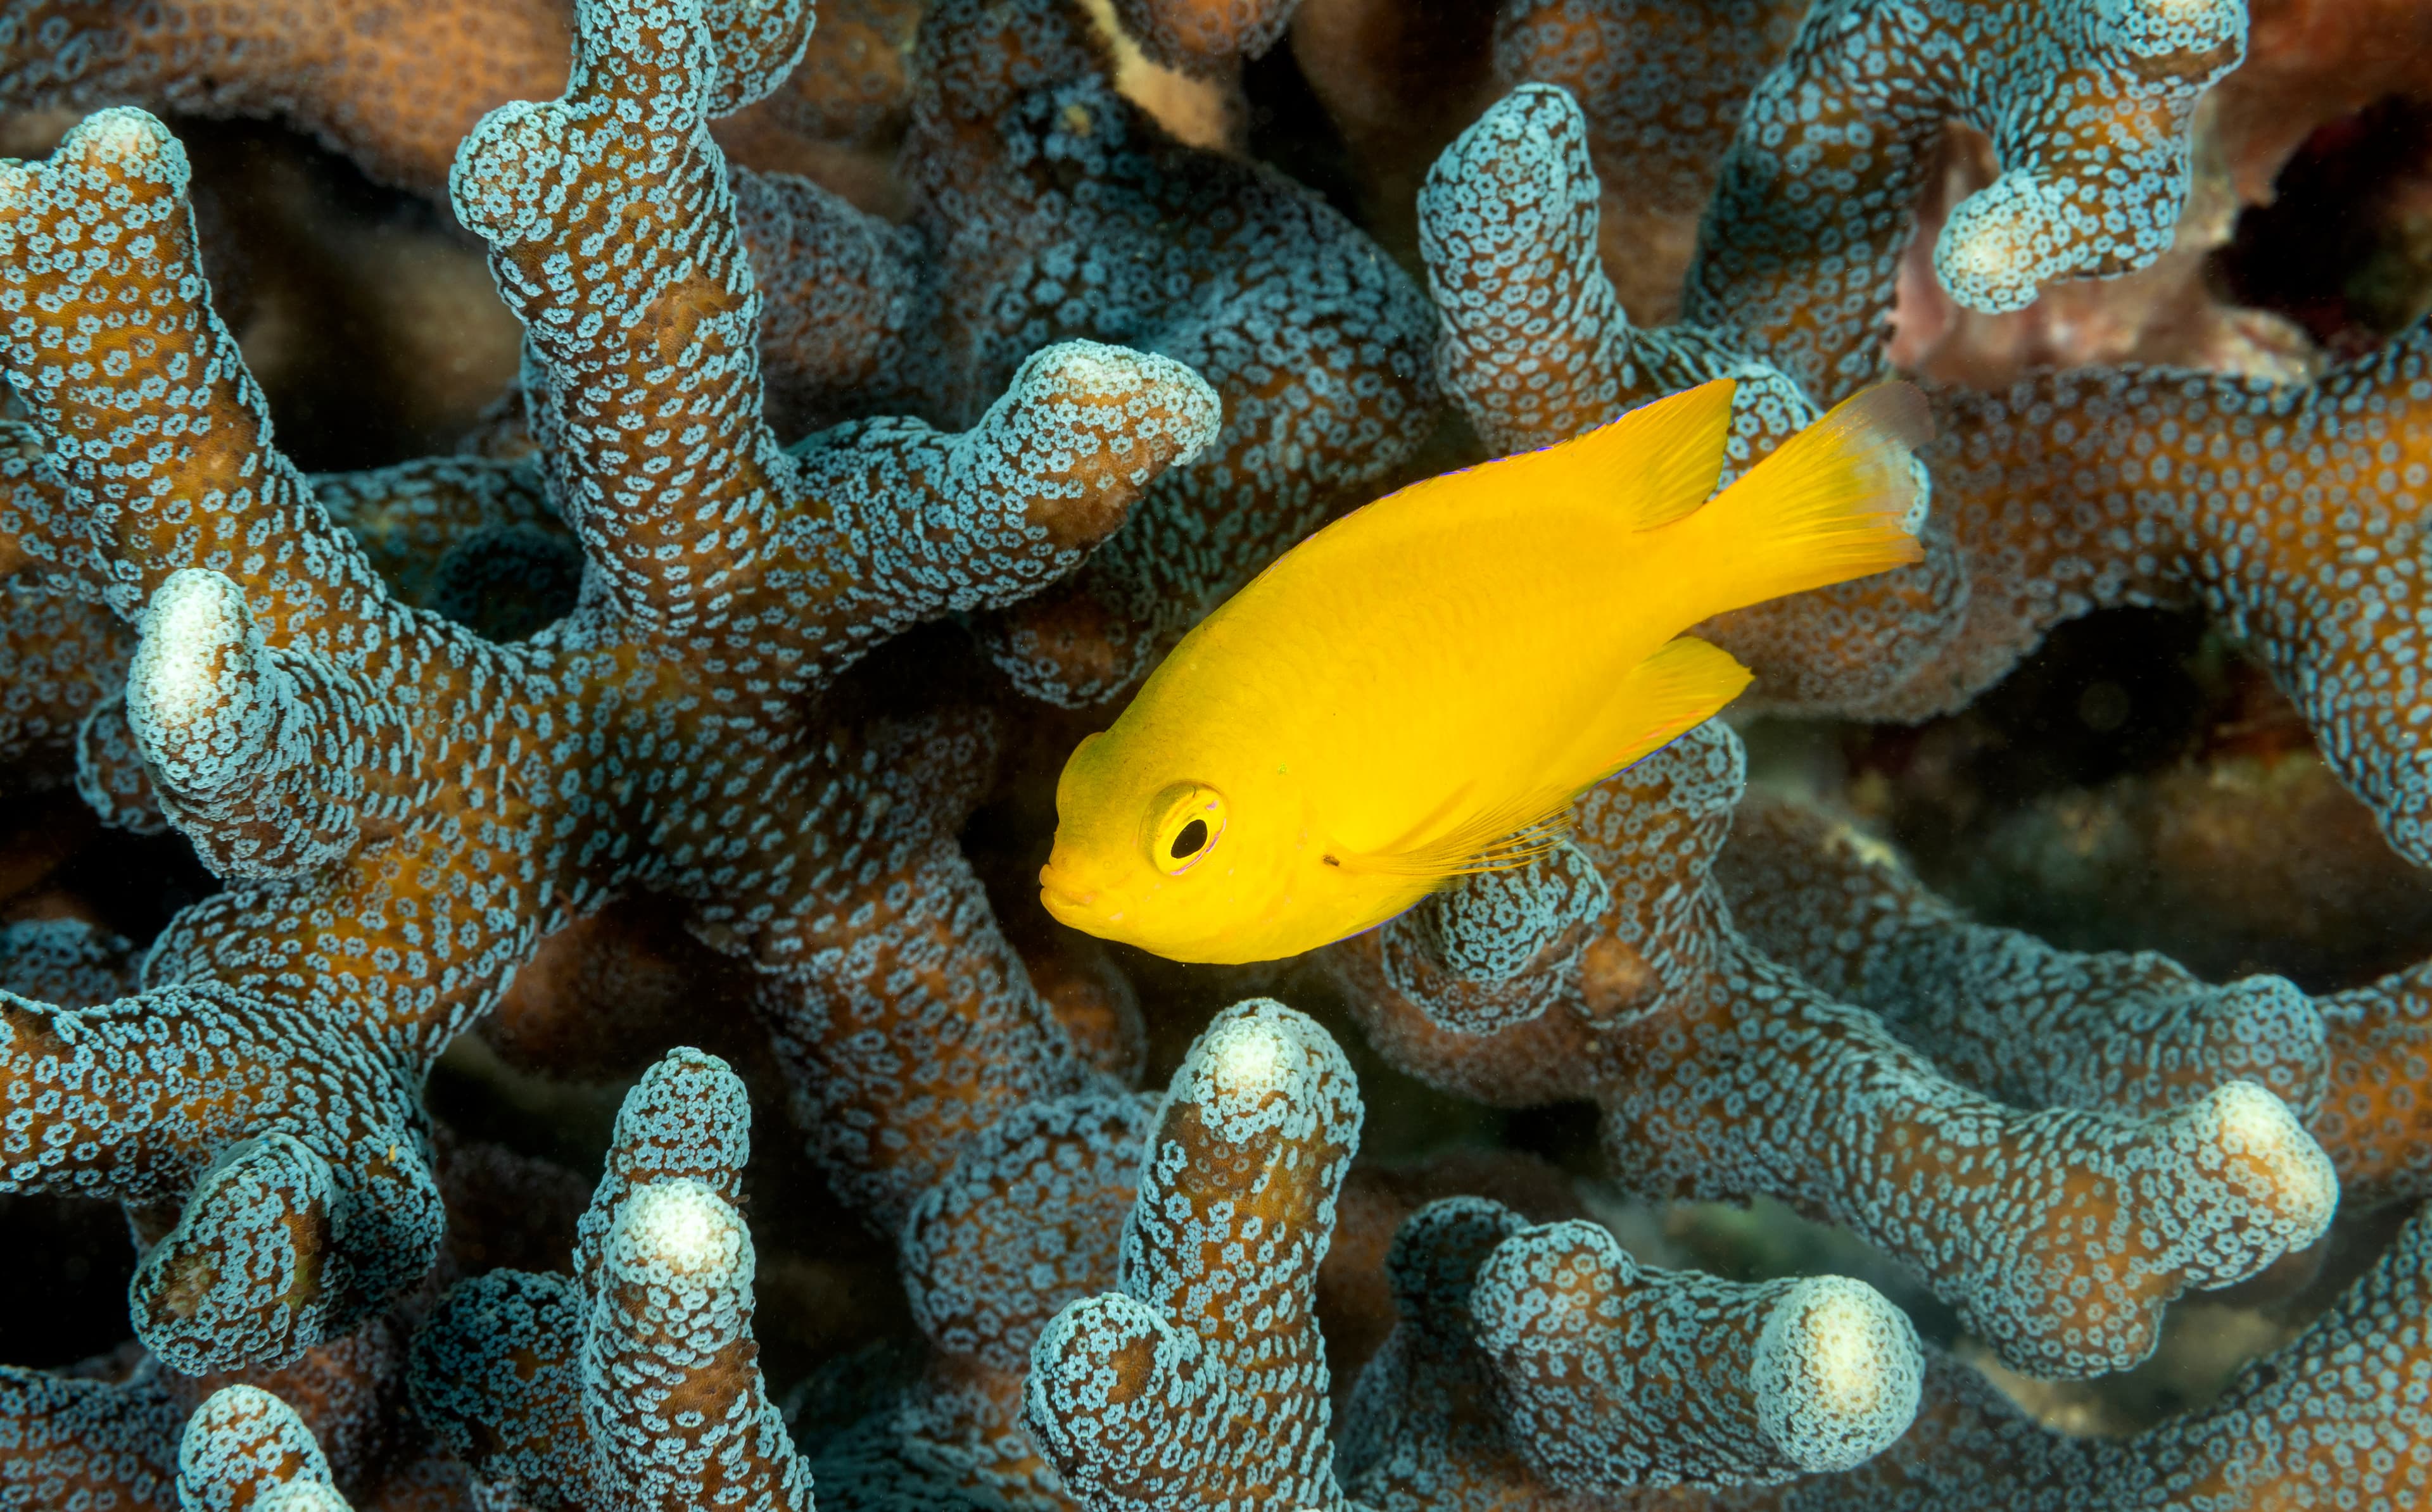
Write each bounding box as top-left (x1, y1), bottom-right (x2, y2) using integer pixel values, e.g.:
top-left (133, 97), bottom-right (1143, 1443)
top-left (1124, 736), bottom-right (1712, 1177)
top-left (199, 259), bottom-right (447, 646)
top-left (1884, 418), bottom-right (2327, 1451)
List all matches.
top-left (1330, 638), bottom-right (1750, 887)
top-left (1329, 799), bottom-right (1574, 882)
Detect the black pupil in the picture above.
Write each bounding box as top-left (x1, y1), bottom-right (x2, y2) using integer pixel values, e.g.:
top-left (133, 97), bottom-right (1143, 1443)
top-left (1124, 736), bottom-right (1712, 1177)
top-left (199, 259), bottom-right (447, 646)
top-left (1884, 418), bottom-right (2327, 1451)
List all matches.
top-left (1170, 817), bottom-right (1208, 859)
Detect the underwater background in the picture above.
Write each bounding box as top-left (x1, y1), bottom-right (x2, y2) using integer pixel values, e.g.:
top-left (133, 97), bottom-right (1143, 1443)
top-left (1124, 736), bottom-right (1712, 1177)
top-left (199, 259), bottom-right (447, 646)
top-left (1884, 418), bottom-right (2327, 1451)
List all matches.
top-left (3, 0), bottom-right (2432, 1506)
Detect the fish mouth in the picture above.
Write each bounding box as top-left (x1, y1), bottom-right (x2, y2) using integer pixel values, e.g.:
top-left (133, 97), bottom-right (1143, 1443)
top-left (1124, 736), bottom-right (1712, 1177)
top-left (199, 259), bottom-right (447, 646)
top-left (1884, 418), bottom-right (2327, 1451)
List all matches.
top-left (1038, 861), bottom-right (1112, 928)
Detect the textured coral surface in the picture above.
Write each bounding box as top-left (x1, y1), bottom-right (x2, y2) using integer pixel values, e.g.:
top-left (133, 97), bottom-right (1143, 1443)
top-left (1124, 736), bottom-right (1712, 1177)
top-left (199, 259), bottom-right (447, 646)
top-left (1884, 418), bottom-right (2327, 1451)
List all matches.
top-left (6, 0), bottom-right (2432, 1508)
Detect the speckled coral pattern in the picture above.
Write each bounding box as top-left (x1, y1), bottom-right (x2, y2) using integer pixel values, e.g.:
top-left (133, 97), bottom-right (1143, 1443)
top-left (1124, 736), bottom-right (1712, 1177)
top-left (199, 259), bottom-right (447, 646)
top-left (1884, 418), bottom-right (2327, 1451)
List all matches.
top-left (1685, 0), bottom-right (2247, 403)
top-left (0, 0), bottom-right (1216, 1389)
top-left (0, 0), bottom-right (915, 198)
top-left (1332, 721), bottom-right (2341, 1380)
top-left (14, 0), bottom-right (2432, 1505)
top-left (1027, 1000), bottom-right (1362, 1511)
top-left (1495, 0), bottom-right (1802, 224)
top-left (1775, 1204), bottom-right (2432, 1511)
top-left (1472, 1218), bottom-right (1921, 1489)
top-left (1719, 793), bottom-right (2330, 1119)
top-left (411, 1048), bottom-right (809, 1512)
top-left (747, 0), bottom-right (1436, 705)
top-left (888, 1088), bottom-right (1155, 1507)
top-left (176, 1384), bottom-right (351, 1512)
top-left (1892, 332), bottom-right (2432, 866)
top-left (0, 1366), bottom-right (181, 1510)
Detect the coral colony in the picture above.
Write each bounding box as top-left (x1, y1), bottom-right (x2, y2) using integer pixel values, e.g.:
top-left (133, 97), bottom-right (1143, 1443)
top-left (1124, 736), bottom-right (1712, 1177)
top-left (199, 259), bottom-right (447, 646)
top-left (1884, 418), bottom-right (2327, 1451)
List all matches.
top-left (6, 0), bottom-right (2432, 1508)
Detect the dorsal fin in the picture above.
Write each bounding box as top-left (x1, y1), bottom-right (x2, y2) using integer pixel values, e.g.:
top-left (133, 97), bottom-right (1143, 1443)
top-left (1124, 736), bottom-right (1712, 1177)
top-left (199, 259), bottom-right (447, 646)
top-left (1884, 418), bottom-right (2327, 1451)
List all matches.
top-left (1433, 379), bottom-right (1737, 535)
top-left (1613, 378), bottom-right (1740, 529)
top-left (1514, 377), bottom-right (1738, 530)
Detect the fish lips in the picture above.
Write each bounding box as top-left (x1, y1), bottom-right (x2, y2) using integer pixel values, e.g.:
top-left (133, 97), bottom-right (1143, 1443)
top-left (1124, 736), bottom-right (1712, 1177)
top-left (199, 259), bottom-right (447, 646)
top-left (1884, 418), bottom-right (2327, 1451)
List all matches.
top-left (1039, 860), bottom-right (1121, 931)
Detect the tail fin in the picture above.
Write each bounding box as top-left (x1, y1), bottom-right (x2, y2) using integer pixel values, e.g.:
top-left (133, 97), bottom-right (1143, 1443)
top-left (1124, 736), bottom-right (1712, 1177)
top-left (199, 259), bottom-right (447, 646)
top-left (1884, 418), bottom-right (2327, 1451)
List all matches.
top-left (1662, 381), bottom-right (1932, 614)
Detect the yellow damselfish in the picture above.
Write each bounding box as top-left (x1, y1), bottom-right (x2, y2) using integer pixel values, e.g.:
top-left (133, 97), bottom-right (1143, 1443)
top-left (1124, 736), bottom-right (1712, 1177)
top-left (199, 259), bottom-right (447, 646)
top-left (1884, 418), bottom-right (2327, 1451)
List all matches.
top-left (1039, 377), bottom-right (1932, 965)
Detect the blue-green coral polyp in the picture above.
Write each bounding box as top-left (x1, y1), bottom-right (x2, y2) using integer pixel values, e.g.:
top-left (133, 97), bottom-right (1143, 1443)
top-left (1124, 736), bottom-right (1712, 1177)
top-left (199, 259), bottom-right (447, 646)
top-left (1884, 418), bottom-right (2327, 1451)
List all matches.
top-left (2, 0), bottom-right (2431, 1508)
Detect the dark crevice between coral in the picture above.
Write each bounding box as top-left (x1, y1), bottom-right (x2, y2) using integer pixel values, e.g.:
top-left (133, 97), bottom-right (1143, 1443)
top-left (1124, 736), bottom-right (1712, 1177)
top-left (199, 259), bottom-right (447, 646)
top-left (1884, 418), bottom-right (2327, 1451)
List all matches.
top-left (1824, 607), bottom-right (2432, 992)
top-left (0, 1194), bottom-right (138, 1369)
top-left (2215, 94), bottom-right (2432, 363)
top-left (168, 117), bottom-right (522, 474)
top-left (1241, 35), bottom-right (1365, 232)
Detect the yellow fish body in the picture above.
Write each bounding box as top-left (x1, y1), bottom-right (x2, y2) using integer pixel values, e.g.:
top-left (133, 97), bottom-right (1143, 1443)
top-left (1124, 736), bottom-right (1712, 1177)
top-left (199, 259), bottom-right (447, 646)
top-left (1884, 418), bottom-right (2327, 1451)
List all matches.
top-left (1039, 378), bottom-right (1932, 965)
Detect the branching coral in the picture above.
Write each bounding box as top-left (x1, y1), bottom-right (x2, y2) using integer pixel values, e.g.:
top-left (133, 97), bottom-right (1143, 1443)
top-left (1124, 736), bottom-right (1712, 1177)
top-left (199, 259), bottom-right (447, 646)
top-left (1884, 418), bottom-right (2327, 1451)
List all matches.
top-left (741, 0), bottom-right (1436, 705)
top-left (9, 0), bottom-right (2432, 1505)
top-left (413, 1048), bottom-right (809, 1511)
top-left (1407, 63), bottom-right (2432, 1464)
top-left (0, 0), bottom-right (915, 199)
top-left (1718, 795), bottom-right (2329, 1120)
top-left (1027, 1000), bottom-right (1362, 1509)
top-left (0, 583), bottom-right (125, 786)
top-left (177, 1383), bottom-right (354, 1511)
top-left (0, 1287), bottom-right (469, 1509)
top-left (1009, 1002), bottom-right (1930, 1511)
top-left (1774, 1203), bottom-right (2432, 1511)
top-left (1329, 720), bottom-right (2339, 1380)
top-left (0, 1365), bottom-right (182, 1509)
top-left (1340, 1194), bottom-right (1922, 1509)
top-left (1492, 0), bottom-right (1802, 324)
top-left (0, 0), bottom-right (1217, 1385)
top-left (1707, 779), bottom-right (2432, 1216)
top-left (1684, 0), bottom-right (2248, 403)
top-left (1871, 330), bottom-right (2432, 876)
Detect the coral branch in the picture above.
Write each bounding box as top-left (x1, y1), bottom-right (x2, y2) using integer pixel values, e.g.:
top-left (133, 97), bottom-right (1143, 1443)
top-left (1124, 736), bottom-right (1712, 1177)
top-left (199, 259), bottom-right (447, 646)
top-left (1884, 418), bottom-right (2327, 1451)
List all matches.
top-left (1476, 1218), bottom-right (1919, 1490)
top-left (0, 0), bottom-right (1217, 1379)
top-left (583, 1180), bottom-right (808, 1512)
top-left (0, 1366), bottom-right (180, 1509)
top-left (1719, 793), bottom-right (2329, 1119)
top-left (410, 1048), bottom-right (808, 1511)
top-left (1493, 0), bottom-right (1802, 324)
top-left (2312, 965), bottom-right (2432, 1207)
top-left (0, 586), bottom-right (126, 786)
top-left (1340, 1194), bottom-right (1921, 1506)
top-left (177, 1383), bottom-right (352, 1511)
top-left (1027, 1000), bottom-right (1362, 1511)
top-left (747, 0), bottom-right (1433, 705)
top-left (125, 570), bottom-right (420, 881)
top-left (1336, 1196), bottom-right (1552, 1512)
top-left (0, 917), bottom-right (138, 1005)
top-left (1685, 0), bottom-right (2247, 401)
top-left (0, 0), bottom-right (913, 199)
top-left (1779, 1203), bottom-right (2432, 1510)
top-left (864, 1088), bottom-right (1153, 1505)
top-left (1333, 722), bottom-right (2340, 1379)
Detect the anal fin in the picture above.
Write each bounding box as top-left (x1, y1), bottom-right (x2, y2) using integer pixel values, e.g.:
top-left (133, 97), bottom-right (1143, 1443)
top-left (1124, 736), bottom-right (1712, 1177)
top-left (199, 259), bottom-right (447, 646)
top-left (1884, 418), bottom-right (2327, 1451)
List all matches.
top-left (1585, 634), bottom-right (1754, 778)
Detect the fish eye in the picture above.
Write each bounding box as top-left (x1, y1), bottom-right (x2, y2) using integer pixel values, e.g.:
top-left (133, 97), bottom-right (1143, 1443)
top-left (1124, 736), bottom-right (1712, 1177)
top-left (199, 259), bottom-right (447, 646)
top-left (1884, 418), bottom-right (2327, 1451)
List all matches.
top-left (1146, 783), bottom-right (1226, 876)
